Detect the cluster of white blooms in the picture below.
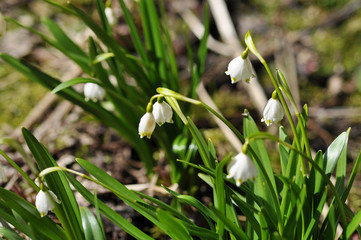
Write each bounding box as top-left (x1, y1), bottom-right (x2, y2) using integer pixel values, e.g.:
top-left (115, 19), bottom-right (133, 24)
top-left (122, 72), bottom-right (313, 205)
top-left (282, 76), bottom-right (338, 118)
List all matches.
top-left (138, 100), bottom-right (173, 139)
top-left (35, 190), bottom-right (61, 217)
top-left (224, 51), bottom-right (286, 186)
top-left (84, 83), bottom-right (105, 102)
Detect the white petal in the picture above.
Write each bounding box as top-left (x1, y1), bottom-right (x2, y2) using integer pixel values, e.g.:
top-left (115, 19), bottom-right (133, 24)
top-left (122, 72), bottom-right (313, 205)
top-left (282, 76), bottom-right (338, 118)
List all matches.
top-left (84, 83), bottom-right (105, 102)
top-left (227, 152), bottom-right (258, 186)
top-left (226, 56), bottom-right (254, 84)
top-left (262, 98), bottom-right (284, 126)
top-left (152, 102), bottom-right (173, 126)
top-left (138, 112), bottom-right (156, 139)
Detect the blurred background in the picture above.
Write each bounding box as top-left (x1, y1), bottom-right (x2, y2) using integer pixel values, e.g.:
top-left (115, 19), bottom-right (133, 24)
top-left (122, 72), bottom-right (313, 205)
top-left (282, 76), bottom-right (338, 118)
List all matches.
top-left (1, 0), bottom-right (361, 238)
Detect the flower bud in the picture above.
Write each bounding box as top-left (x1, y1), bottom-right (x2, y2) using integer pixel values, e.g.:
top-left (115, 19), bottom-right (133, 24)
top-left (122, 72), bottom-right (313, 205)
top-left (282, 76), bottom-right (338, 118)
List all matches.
top-left (35, 190), bottom-right (61, 217)
top-left (227, 152), bottom-right (258, 186)
top-left (152, 101), bottom-right (173, 126)
top-left (105, 7), bottom-right (116, 27)
top-left (261, 98), bottom-right (284, 126)
top-left (84, 83), bottom-right (105, 102)
top-left (138, 112), bottom-right (156, 139)
top-left (225, 56), bottom-right (254, 84)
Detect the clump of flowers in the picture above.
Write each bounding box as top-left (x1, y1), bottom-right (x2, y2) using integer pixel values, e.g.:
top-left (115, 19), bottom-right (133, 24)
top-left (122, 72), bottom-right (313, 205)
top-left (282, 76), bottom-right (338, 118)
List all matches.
top-left (138, 97), bottom-right (173, 139)
top-left (35, 189), bottom-right (61, 217)
top-left (84, 83), bottom-right (105, 102)
top-left (261, 91), bottom-right (284, 126)
top-left (225, 49), bottom-right (254, 84)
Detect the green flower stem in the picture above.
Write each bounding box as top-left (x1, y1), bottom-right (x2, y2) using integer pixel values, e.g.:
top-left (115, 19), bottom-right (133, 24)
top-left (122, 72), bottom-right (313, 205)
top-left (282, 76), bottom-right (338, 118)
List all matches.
top-left (245, 32), bottom-right (306, 176)
top-left (277, 70), bottom-right (312, 160)
top-left (246, 132), bottom-right (348, 229)
top-left (262, 61), bottom-right (306, 176)
top-left (0, 149), bottom-right (39, 191)
top-left (156, 88), bottom-right (284, 235)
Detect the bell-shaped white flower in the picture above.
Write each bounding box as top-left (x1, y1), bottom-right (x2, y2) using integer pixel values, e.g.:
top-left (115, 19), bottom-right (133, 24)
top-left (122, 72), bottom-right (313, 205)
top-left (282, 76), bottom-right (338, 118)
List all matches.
top-left (227, 152), bottom-right (258, 186)
top-left (84, 83), bottom-right (105, 102)
top-left (138, 112), bottom-right (156, 139)
top-left (261, 98), bottom-right (284, 126)
top-left (152, 101), bottom-right (173, 126)
top-left (0, 13), bottom-right (6, 37)
top-left (225, 56), bottom-right (254, 84)
top-left (35, 190), bottom-right (61, 217)
top-left (105, 7), bottom-right (116, 27)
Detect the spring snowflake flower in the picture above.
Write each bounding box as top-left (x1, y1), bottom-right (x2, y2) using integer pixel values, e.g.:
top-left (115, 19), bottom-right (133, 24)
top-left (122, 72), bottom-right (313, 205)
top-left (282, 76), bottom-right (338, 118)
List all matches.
top-left (0, 13), bottom-right (6, 37)
top-left (225, 56), bottom-right (254, 84)
top-left (138, 112), bottom-right (156, 139)
top-left (35, 190), bottom-right (61, 217)
top-left (84, 83), bottom-right (105, 102)
top-left (227, 152), bottom-right (258, 186)
top-left (105, 7), bottom-right (116, 27)
top-left (152, 101), bottom-right (173, 126)
top-left (261, 97), bottom-right (284, 126)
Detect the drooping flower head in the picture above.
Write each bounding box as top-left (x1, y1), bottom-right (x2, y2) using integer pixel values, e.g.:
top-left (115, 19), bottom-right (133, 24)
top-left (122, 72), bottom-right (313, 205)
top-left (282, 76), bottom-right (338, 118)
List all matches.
top-left (227, 152), bottom-right (258, 186)
top-left (225, 50), bottom-right (254, 84)
top-left (152, 99), bottom-right (173, 126)
top-left (84, 83), bottom-right (105, 102)
top-left (138, 103), bottom-right (156, 139)
top-left (35, 190), bottom-right (61, 217)
top-left (105, 7), bottom-right (116, 27)
top-left (261, 91), bottom-right (284, 126)
top-left (0, 12), bottom-right (6, 37)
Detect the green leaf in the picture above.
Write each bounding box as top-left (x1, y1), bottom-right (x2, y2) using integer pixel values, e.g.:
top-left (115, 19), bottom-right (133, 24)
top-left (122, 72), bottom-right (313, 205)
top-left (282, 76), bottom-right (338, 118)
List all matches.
top-left (66, 174), bottom-right (154, 240)
top-left (42, 18), bottom-right (91, 74)
top-left (243, 114), bottom-right (278, 221)
top-left (80, 207), bottom-right (105, 240)
top-left (278, 126), bottom-right (290, 175)
top-left (134, 190), bottom-right (193, 225)
top-left (93, 52), bottom-right (115, 64)
top-left (21, 128), bottom-right (84, 240)
top-left (185, 117), bottom-right (212, 169)
top-left (157, 209), bottom-right (193, 240)
top-left (0, 228), bottom-right (23, 240)
top-left (52, 78), bottom-right (100, 94)
top-left (323, 130), bottom-right (349, 175)
top-left (210, 207), bottom-right (249, 240)
top-left (346, 206), bottom-right (361, 239)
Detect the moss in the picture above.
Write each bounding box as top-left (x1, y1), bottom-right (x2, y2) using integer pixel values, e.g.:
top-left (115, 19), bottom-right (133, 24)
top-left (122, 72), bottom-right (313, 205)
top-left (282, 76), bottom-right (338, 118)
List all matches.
top-left (0, 64), bottom-right (47, 131)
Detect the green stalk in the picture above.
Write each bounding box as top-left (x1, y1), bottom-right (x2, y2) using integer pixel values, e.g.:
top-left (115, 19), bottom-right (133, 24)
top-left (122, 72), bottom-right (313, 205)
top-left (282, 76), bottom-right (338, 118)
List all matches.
top-left (245, 31), bottom-right (306, 177)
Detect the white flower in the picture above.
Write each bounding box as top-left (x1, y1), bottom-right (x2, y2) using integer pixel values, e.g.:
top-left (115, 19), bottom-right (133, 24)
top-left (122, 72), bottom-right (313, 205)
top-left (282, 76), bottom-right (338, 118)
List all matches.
top-left (227, 152), bottom-right (258, 186)
top-left (152, 101), bottom-right (173, 126)
top-left (84, 83), bottom-right (105, 102)
top-left (0, 13), bottom-right (6, 37)
top-left (35, 190), bottom-right (61, 217)
top-left (138, 112), bottom-right (156, 139)
top-left (225, 56), bottom-right (254, 84)
top-left (105, 7), bottom-right (116, 27)
top-left (261, 98), bottom-right (284, 126)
